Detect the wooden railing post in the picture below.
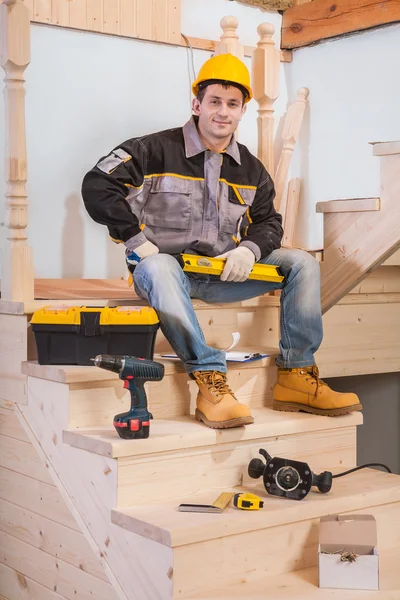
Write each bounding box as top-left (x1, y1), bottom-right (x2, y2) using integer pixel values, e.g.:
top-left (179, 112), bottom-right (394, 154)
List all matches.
top-left (0, 0), bottom-right (34, 303)
top-left (252, 22), bottom-right (280, 176)
top-left (215, 16), bottom-right (244, 61)
top-left (274, 87), bottom-right (309, 212)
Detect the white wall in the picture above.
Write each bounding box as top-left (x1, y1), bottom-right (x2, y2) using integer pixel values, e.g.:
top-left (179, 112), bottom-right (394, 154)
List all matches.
top-left (287, 23), bottom-right (400, 249)
top-left (0, 0), bottom-right (283, 279)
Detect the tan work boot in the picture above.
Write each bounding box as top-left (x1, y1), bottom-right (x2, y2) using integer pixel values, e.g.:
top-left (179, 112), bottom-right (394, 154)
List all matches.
top-left (192, 371), bottom-right (254, 429)
top-left (273, 366), bottom-right (363, 417)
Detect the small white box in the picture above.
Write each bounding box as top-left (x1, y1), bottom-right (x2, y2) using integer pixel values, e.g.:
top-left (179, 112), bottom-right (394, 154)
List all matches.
top-left (318, 514), bottom-right (379, 591)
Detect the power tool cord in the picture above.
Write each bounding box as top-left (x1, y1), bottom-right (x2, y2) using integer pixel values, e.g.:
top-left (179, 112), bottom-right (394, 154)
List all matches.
top-left (332, 463), bottom-right (392, 479)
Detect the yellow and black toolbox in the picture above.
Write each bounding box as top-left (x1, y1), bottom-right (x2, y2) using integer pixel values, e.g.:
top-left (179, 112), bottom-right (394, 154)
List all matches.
top-left (30, 306), bottom-right (159, 366)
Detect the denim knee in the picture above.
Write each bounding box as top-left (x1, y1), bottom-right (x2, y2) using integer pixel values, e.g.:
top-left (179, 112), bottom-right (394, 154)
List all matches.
top-left (281, 249), bottom-right (320, 280)
top-left (133, 253), bottom-right (184, 290)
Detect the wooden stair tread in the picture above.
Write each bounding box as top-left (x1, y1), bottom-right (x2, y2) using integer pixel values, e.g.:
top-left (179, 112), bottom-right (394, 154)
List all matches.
top-left (316, 198), bottom-right (380, 213)
top-left (22, 351), bottom-right (279, 383)
top-left (111, 469), bottom-right (400, 548)
top-left (186, 546), bottom-right (400, 599)
top-left (62, 408), bottom-right (362, 458)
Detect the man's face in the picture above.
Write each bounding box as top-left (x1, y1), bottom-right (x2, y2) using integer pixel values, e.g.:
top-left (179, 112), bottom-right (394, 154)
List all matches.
top-left (192, 84), bottom-right (246, 143)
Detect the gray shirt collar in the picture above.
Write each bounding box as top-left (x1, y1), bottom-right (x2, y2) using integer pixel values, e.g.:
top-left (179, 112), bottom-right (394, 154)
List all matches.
top-left (183, 116), bottom-right (241, 165)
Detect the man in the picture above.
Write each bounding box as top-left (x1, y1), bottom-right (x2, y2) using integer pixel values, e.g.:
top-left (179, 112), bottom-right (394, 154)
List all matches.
top-left (82, 53), bottom-right (362, 429)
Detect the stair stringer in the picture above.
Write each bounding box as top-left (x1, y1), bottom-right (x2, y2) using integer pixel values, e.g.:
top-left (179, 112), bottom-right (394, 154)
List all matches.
top-left (18, 375), bottom-right (174, 600)
top-left (320, 151), bottom-right (400, 313)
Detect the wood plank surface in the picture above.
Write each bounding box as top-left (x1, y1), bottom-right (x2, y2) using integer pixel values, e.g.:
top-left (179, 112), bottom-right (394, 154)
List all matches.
top-left (0, 467), bottom-right (80, 532)
top-left (316, 197), bottom-right (381, 213)
top-left (0, 531), bottom-right (115, 600)
top-left (0, 561), bottom-right (66, 600)
top-left (282, 0), bottom-right (400, 49)
top-left (0, 499), bottom-right (109, 582)
top-left (0, 434), bottom-right (53, 484)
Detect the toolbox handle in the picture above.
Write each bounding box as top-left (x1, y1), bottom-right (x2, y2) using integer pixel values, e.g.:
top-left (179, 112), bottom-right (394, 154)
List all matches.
top-left (80, 311), bottom-right (101, 336)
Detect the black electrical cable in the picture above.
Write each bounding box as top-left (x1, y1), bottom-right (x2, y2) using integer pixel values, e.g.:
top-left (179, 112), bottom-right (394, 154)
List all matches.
top-left (332, 463), bottom-right (392, 479)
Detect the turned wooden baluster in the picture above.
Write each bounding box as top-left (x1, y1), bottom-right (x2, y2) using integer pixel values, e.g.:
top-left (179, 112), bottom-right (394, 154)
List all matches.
top-left (214, 16), bottom-right (244, 61)
top-left (274, 87), bottom-right (309, 212)
top-left (0, 0), bottom-right (34, 303)
top-left (252, 22), bottom-right (280, 176)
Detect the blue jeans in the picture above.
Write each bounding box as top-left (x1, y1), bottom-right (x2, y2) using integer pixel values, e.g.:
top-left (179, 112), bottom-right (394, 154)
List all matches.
top-left (133, 249), bottom-right (323, 374)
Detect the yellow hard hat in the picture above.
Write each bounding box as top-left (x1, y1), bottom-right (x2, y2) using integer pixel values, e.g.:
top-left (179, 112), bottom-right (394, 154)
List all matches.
top-left (192, 54), bottom-right (252, 103)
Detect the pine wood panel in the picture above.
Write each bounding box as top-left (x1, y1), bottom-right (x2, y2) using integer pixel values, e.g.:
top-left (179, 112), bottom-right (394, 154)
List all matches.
top-left (0, 314), bottom-right (28, 404)
top-left (116, 427), bottom-right (356, 507)
top-left (69, 0), bottom-right (87, 29)
top-left (282, 0), bottom-right (400, 49)
top-left (348, 266), bottom-right (400, 294)
top-left (192, 545), bottom-right (400, 599)
top-left (317, 197), bottom-right (381, 213)
top-left (86, 0), bottom-right (103, 32)
top-left (33, 0), bottom-right (52, 23)
top-left (0, 406), bottom-right (30, 442)
top-left (0, 499), bottom-right (109, 582)
top-left (0, 433), bottom-right (53, 485)
top-left (173, 500), bottom-right (400, 597)
top-left (51, 0), bottom-right (69, 26)
top-left (0, 531), bottom-right (116, 600)
top-left (0, 467), bottom-right (80, 532)
top-left (0, 561), bottom-right (66, 600)
top-left (21, 376), bottom-right (173, 600)
top-left (103, 0), bottom-right (119, 34)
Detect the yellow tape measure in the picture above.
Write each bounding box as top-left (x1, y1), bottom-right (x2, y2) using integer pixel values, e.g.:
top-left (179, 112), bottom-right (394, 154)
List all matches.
top-left (233, 492), bottom-right (264, 510)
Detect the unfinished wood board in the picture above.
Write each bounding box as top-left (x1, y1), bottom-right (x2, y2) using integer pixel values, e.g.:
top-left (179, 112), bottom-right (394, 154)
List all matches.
top-left (274, 89), bottom-right (308, 211)
top-left (348, 266), bottom-right (400, 294)
top-left (316, 198), bottom-right (380, 213)
top-left (317, 300), bottom-right (400, 378)
top-left (172, 500), bottom-right (400, 597)
top-left (63, 409), bottom-right (361, 460)
top-left (372, 140), bottom-right (400, 157)
top-left (281, 178), bottom-right (301, 246)
top-left (116, 426), bottom-right (356, 506)
top-left (0, 498), bottom-right (109, 582)
top-left (21, 376), bottom-right (173, 600)
top-left (282, 0), bottom-right (400, 49)
top-left (0, 433), bottom-right (53, 484)
top-left (0, 314), bottom-right (29, 404)
top-left (0, 467), bottom-right (79, 532)
top-left (320, 153), bottom-right (400, 312)
top-left (0, 561), bottom-right (64, 600)
top-left (51, 0), bottom-right (69, 26)
top-left (0, 405), bottom-right (30, 442)
top-left (188, 545), bottom-right (400, 599)
top-left (112, 470), bottom-right (400, 548)
top-left (383, 249), bottom-right (400, 266)
top-left (0, 531), bottom-right (116, 600)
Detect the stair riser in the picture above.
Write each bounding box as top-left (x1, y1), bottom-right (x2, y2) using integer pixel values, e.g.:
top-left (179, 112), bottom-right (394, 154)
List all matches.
top-left (172, 500), bottom-right (400, 598)
top-left (68, 365), bottom-right (277, 427)
top-left (153, 304), bottom-right (280, 355)
top-left (116, 427), bottom-right (357, 506)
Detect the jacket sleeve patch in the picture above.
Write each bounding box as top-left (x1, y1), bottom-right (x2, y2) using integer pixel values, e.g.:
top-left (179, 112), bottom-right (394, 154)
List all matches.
top-left (97, 149), bottom-right (132, 174)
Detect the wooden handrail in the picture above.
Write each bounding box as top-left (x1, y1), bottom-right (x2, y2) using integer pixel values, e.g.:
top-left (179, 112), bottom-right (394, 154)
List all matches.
top-left (0, 0), bottom-right (34, 303)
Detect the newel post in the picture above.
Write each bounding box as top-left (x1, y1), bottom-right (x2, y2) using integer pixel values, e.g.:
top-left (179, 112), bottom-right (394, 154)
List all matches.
top-left (0, 0), bottom-right (34, 303)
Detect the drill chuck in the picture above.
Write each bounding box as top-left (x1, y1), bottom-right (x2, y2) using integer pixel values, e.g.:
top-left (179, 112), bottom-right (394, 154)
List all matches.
top-left (92, 355), bottom-right (124, 373)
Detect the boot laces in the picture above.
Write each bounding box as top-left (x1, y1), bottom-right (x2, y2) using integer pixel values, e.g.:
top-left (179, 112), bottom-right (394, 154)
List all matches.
top-left (301, 366), bottom-right (327, 394)
top-left (195, 371), bottom-right (233, 398)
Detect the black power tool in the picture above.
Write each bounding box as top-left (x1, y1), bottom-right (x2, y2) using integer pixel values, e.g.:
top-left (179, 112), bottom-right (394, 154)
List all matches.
top-left (93, 354), bottom-right (164, 439)
top-left (248, 448), bottom-right (332, 500)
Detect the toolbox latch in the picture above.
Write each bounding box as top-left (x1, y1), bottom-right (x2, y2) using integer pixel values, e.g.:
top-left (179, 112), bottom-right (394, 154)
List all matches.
top-left (80, 311), bottom-right (101, 336)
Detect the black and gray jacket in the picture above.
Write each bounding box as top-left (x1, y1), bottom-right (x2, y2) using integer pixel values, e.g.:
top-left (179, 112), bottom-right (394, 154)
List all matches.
top-left (82, 116), bottom-right (283, 261)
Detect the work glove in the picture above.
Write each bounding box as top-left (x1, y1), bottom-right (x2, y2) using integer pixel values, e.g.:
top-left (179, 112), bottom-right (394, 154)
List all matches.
top-left (216, 246), bottom-right (255, 283)
top-left (125, 240), bottom-right (159, 269)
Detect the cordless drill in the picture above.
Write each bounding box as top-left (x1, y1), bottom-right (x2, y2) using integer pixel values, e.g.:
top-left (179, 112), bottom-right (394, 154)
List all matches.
top-left (93, 355), bottom-right (164, 440)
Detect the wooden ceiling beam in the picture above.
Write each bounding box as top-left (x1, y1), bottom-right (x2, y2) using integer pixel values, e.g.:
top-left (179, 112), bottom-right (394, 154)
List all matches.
top-left (282, 0), bottom-right (400, 50)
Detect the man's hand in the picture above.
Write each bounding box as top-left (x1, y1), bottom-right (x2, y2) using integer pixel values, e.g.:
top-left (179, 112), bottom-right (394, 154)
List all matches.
top-left (125, 240), bottom-right (159, 267)
top-left (216, 246), bottom-right (255, 282)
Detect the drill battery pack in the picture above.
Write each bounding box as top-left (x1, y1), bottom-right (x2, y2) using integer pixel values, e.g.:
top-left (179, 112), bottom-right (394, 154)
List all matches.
top-left (179, 254), bottom-right (284, 283)
top-left (30, 306), bottom-right (159, 366)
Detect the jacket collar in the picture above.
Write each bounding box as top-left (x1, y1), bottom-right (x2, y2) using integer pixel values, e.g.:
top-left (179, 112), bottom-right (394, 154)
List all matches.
top-left (183, 116), bottom-right (241, 165)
